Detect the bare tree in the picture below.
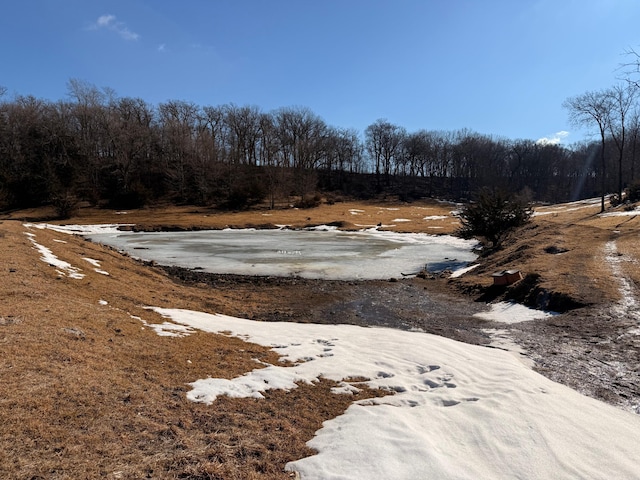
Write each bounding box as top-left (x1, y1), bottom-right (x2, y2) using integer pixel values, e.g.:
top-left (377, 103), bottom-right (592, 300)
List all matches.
top-left (274, 106), bottom-right (327, 203)
top-left (364, 119), bottom-right (405, 190)
top-left (563, 89), bottom-right (613, 212)
top-left (627, 109), bottom-right (640, 181)
top-left (606, 83), bottom-right (637, 201)
top-left (66, 79), bottom-right (110, 201)
top-left (224, 104), bottom-right (261, 165)
top-left (106, 97), bottom-right (157, 200)
top-left (619, 47), bottom-right (640, 89)
top-left (158, 100), bottom-right (200, 201)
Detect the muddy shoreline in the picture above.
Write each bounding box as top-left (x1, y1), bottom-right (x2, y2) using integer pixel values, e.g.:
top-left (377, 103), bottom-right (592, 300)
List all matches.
top-left (161, 265), bottom-right (491, 343)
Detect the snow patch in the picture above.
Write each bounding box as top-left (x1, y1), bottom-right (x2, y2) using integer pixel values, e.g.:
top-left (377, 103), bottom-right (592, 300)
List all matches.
top-left (604, 240), bottom-right (640, 324)
top-left (31, 223), bottom-right (133, 235)
top-left (473, 301), bottom-right (557, 323)
top-left (83, 257), bottom-right (110, 275)
top-left (23, 230), bottom-right (84, 279)
top-left (149, 307), bottom-right (640, 480)
top-left (450, 263), bottom-right (479, 278)
top-left (601, 210), bottom-right (639, 218)
top-left (134, 312), bottom-right (196, 338)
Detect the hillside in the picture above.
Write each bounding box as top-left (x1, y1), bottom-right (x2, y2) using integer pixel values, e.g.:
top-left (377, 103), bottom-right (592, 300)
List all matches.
top-left (1, 197), bottom-right (639, 478)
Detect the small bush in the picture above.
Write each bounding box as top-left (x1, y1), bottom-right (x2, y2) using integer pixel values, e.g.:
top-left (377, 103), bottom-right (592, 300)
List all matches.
top-left (625, 182), bottom-right (640, 203)
top-left (610, 193), bottom-right (622, 207)
top-left (107, 184), bottom-right (150, 210)
top-left (294, 194), bottom-right (322, 209)
top-left (51, 193), bottom-right (79, 219)
top-left (221, 181), bottom-right (266, 210)
top-left (458, 188), bottom-right (532, 247)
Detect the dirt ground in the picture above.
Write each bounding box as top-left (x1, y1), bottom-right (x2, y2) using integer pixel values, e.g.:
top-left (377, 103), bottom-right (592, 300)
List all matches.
top-left (2, 197), bottom-right (640, 478)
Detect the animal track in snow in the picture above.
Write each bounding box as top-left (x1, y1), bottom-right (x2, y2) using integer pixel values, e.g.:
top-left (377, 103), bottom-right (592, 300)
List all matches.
top-left (416, 364), bottom-right (440, 374)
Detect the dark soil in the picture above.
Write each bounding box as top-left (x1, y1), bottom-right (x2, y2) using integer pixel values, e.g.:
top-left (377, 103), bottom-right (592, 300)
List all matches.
top-left (161, 266), bottom-right (490, 344)
top-left (161, 265), bottom-right (640, 414)
top-left (511, 307), bottom-right (640, 414)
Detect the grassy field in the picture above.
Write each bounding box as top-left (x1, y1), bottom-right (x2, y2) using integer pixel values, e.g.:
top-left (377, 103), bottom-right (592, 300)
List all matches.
top-left (1, 196), bottom-right (637, 479)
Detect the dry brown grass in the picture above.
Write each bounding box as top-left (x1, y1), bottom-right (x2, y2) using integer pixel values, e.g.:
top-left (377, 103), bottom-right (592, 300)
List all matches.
top-left (0, 220), bottom-right (387, 479)
top-left (2, 198), bottom-right (460, 234)
top-left (3, 196), bottom-right (640, 479)
top-left (454, 199), bottom-right (640, 307)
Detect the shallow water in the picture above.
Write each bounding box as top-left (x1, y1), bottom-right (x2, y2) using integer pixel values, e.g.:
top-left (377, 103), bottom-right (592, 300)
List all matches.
top-left (90, 227), bottom-right (477, 280)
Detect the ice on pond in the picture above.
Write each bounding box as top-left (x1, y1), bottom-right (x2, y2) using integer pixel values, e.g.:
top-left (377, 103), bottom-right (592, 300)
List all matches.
top-left (87, 227), bottom-right (477, 280)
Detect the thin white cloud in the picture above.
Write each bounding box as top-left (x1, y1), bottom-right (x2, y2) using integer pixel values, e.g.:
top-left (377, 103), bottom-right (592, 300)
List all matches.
top-left (536, 130), bottom-right (569, 145)
top-left (96, 14), bottom-right (116, 28)
top-left (157, 43), bottom-right (166, 53)
top-left (89, 14), bottom-right (140, 41)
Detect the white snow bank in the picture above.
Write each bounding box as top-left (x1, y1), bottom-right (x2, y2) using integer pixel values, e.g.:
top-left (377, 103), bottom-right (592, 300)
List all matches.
top-left (83, 257), bottom-right (110, 275)
top-left (27, 223), bottom-right (132, 235)
top-left (473, 301), bottom-right (557, 323)
top-left (600, 210), bottom-right (639, 217)
top-left (24, 231), bottom-right (84, 279)
top-left (450, 263), bottom-right (479, 278)
top-left (533, 197), bottom-right (604, 215)
top-left (134, 313), bottom-right (195, 337)
top-left (531, 210), bottom-right (555, 217)
top-left (151, 308), bottom-right (640, 480)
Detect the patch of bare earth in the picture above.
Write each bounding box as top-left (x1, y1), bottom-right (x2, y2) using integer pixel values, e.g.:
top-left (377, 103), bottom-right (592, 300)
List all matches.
top-left (3, 197), bottom-right (640, 478)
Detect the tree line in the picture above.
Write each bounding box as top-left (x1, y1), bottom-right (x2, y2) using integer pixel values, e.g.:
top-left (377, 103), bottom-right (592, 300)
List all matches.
top-left (1, 78), bottom-right (639, 214)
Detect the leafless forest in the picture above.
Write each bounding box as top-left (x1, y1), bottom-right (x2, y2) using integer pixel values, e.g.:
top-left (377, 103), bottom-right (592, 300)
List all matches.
top-left (1, 79), bottom-right (639, 214)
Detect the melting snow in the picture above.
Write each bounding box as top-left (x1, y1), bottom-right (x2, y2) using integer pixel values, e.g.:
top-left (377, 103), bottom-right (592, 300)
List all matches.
top-left (604, 240), bottom-right (640, 325)
top-left (601, 210), bottom-right (639, 217)
top-left (24, 231), bottom-right (84, 279)
top-left (28, 223), bottom-right (132, 235)
top-left (83, 257), bottom-right (110, 275)
top-left (149, 307), bottom-right (640, 480)
top-left (473, 301), bottom-right (557, 323)
top-left (450, 263), bottom-right (479, 278)
top-left (134, 312), bottom-right (195, 337)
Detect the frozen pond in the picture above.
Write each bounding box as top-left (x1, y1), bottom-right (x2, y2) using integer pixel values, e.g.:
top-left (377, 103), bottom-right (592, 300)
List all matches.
top-left (84, 226), bottom-right (477, 280)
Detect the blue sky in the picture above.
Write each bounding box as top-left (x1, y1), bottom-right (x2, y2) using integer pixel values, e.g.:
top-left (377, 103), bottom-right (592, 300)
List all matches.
top-left (2, 0), bottom-right (639, 144)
